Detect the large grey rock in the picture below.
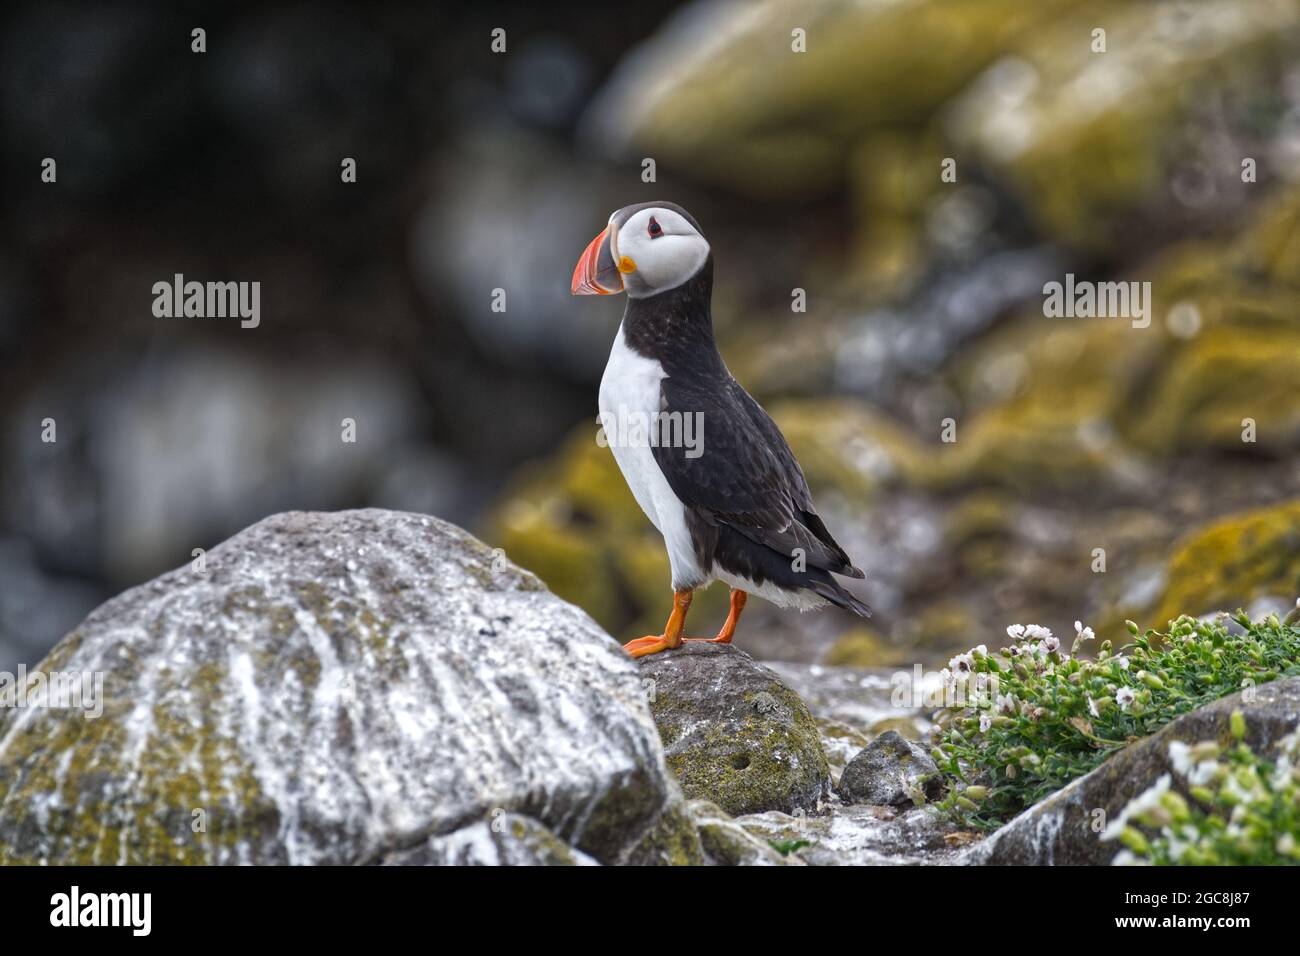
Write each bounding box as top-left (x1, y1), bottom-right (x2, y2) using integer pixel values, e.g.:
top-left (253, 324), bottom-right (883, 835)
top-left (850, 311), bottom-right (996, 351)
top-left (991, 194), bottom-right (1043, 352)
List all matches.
top-left (0, 509), bottom-right (702, 865)
top-left (962, 677), bottom-right (1300, 865)
top-left (637, 643), bottom-right (832, 816)
top-left (837, 730), bottom-right (941, 807)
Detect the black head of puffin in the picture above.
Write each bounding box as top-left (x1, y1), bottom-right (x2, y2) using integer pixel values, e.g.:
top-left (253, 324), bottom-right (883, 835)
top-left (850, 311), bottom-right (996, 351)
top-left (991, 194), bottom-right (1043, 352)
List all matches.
top-left (571, 202), bottom-right (710, 299)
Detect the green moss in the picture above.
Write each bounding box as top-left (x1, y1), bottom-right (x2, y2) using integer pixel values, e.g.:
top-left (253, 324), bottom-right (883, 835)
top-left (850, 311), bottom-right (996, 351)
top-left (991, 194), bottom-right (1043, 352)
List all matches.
top-left (688, 800), bottom-right (788, 865)
top-left (824, 627), bottom-right (904, 667)
top-left (1149, 500), bottom-right (1300, 626)
top-left (653, 678), bottom-right (829, 817)
top-left (617, 0), bottom-right (1080, 197)
top-left (954, 0), bottom-right (1300, 248)
top-left (622, 799), bottom-right (706, 866)
top-left (902, 604), bottom-right (981, 651)
top-left (0, 650), bottom-right (273, 865)
top-left (1126, 325), bottom-right (1300, 454)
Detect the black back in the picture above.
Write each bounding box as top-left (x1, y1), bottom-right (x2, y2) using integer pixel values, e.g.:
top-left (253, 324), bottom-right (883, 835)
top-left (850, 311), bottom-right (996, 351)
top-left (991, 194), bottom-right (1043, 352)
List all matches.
top-left (619, 252), bottom-right (870, 616)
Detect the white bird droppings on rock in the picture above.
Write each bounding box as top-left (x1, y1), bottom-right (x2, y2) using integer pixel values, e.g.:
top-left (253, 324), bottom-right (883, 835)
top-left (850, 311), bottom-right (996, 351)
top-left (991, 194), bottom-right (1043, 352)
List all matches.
top-left (0, 509), bottom-right (698, 865)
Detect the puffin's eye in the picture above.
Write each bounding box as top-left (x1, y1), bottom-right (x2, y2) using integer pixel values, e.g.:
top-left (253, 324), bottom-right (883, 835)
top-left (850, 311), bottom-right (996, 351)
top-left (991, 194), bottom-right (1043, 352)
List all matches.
top-left (648, 217), bottom-right (663, 239)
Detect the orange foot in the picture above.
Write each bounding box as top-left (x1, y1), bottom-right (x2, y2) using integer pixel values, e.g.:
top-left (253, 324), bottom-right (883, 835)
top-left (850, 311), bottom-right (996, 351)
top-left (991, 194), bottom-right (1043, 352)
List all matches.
top-left (625, 589), bottom-right (749, 657)
top-left (682, 589), bottom-right (747, 646)
top-left (623, 635), bottom-right (677, 658)
top-left (623, 589), bottom-right (693, 658)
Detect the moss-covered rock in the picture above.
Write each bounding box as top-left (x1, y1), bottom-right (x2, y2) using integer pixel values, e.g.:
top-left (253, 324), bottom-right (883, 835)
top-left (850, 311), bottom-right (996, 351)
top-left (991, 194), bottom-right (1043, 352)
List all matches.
top-left (1147, 500), bottom-right (1300, 626)
top-left (688, 799), bottom-right (791, 866)
top-left (586, 0), bottom-right (1082, 199)
top-left (0, 509), bottom-right (695, 865)
top-left (622, 795), bottom-right (708, 866)
top-left (1127, 325), bottom-right (1300, 454)
top-left (947, 0), bottom-right (1300, 248)
top-left (941, 181), bottom-right (1300, 493)
top-left (637, 643), bottom-right (832, 816)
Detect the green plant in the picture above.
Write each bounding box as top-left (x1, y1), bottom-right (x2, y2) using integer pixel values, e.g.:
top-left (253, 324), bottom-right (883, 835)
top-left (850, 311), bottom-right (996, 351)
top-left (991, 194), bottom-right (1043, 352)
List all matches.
top-left (767, 838), bottom-right (812, 856)
top-left (932, 611), bottom-right (1300, 829)
top-left (1104, 712), bottom-right (1300, 865)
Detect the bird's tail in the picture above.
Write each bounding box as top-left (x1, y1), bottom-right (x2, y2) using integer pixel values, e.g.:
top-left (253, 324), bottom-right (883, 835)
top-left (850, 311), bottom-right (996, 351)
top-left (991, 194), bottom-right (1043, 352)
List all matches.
top-left (810, 576), bottom-right (872, 618)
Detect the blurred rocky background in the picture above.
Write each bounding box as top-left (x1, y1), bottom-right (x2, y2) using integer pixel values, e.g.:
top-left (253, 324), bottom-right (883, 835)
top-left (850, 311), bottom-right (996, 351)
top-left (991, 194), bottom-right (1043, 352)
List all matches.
top-left (3, 0), bottom-right (1300, 673)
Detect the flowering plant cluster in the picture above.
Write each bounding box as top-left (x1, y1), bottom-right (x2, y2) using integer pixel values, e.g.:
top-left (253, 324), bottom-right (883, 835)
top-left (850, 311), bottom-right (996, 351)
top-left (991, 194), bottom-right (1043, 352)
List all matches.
top-left (932, 611), bottom-right (1300, 829)
top-left (1105, 712), bottom-right (1300, 865)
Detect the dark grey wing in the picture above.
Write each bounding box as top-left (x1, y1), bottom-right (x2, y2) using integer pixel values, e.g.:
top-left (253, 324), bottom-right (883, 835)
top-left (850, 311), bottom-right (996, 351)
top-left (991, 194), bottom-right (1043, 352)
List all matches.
top-left (652, 374), bottom-right (864, 579)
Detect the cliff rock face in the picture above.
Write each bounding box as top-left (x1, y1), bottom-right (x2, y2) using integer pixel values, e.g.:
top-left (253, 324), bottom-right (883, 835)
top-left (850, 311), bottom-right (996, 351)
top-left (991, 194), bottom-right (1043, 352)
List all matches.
top-left (0, 510), bottom-right (700, 865)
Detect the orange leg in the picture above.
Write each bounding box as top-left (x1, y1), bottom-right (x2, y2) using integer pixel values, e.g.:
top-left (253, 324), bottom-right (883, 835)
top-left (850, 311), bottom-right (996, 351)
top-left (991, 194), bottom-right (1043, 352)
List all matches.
top-left (683, 589), bottom-right (748, 645)
top-left (623, 589), bottom-right (693, 658)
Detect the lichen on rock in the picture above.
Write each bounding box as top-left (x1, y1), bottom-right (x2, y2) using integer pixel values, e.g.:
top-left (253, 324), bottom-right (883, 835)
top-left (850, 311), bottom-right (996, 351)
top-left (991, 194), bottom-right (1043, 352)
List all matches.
top-left (636, 643), bottom-right (832, 817)
top-left (0, 509), bottom-right (700, 865)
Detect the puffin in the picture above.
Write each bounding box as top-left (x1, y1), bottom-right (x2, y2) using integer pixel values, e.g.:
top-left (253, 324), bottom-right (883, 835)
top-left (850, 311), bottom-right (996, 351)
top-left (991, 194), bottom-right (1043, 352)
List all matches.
top-left (571, 201), bottom-right (870, 658)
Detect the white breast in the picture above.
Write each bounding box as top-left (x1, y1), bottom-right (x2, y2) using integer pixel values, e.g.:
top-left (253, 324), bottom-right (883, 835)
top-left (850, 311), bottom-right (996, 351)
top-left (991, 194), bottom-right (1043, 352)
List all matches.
top-left (599, 325), bottom-right (710, 590)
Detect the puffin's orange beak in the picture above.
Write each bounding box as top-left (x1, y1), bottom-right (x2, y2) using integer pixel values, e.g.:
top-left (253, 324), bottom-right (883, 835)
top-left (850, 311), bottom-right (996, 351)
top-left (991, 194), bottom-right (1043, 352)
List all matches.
top-left (571, 225), bottom-right (623, 295)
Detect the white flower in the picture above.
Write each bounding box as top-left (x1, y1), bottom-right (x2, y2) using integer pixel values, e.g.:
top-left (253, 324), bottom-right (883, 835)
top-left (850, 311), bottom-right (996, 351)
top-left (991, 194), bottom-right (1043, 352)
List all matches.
top-left (1222, 772), bottom-right (1259, 805)
top-left (1113, 655), bottom-right (1130, 670)
top-left (1189, 760), bottom-right (1220, 787)
top-left (1278, 833), bottom-right (1297, 856)
top-left (940, 667), bottom-right (953, 688)
top-left (1006, 624), bottom-right (1026, 640)
top-left (996, 693), bottom-right (1016, 714)
top-left (1272, 762), bottom-right (1293, 790)
top-left (1116, 687), bottom-right (1136, 711)
top-left (1088, 696), bottom-right (1100, 718)
top-left (1168, 740), bottom-right (1194, 776)
top-left (1041, 635), bottom-right (1061, 654)
top-left (1277, 729), bottom-right (1300, 761)
top-left (979, 714), bottom-right (993, 733)
top-left (1074, 620), bottom-right (1095, 642)
top-left (1167, 834), bottom-right (1191, 862)
top-left (1102, 773), bottom-right (1171, 841)
top-left (1110, 849), bottom-right (1149, 866)
top-left (949, 652), bottom-right (974, 674)
top-left (974, 644), bottom-right (988, 658)
top-left (1024, 624), bottom-right (1053, 641)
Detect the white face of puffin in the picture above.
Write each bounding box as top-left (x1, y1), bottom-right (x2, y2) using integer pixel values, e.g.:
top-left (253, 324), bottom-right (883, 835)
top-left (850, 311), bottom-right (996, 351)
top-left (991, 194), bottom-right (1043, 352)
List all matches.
top-left (611, 207), bottom-right (709, 298)
top-left (571, 204), bottom-right (710, 298)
